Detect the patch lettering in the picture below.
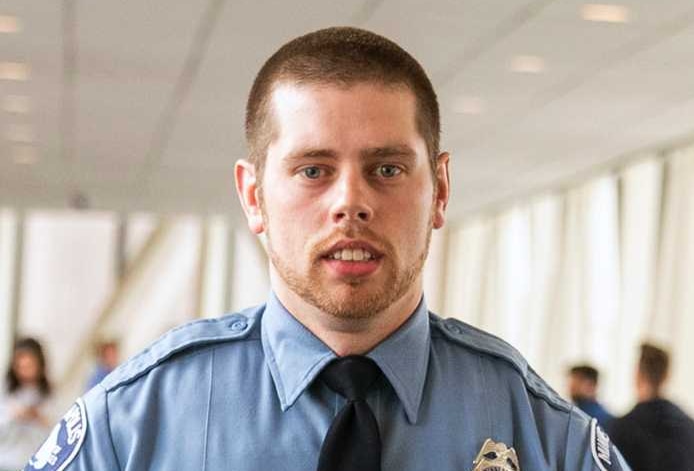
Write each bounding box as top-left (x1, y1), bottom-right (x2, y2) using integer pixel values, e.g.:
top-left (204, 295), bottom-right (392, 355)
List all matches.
top-left (24, 398), bottom-right (88, 471)
top-left (590, 418), bottom-right (613, 471)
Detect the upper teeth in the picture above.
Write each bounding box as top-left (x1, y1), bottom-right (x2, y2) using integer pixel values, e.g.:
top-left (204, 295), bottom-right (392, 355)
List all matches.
top-left (331, 249), bottom-right (374, 261)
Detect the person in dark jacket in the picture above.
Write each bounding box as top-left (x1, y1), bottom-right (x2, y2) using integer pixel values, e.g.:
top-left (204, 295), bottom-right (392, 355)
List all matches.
top-left (568, 364), bottom-right (613, 427)
top-left (609, 343), bottom-right (694, 471)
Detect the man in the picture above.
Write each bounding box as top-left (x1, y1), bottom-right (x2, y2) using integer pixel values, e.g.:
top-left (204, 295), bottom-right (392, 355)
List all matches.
top-left (24, 27), bottom-right (630, 471)
top-left (84, 340), bottom-right (120, 391)
top-left (568, 364), bottom-right (613, 427)
top-left (609, 343), bottom-right (694, 471)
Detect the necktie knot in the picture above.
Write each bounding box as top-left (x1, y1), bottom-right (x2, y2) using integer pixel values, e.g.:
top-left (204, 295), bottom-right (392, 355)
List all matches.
top-left (320, 356), bottom-right (382, 401)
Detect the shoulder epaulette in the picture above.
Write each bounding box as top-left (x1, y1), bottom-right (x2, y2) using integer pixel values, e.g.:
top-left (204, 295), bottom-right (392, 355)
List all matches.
top-left (101, 304), bottom-right (264, 392)
top-left (431, 314), bottom-right (571, 412)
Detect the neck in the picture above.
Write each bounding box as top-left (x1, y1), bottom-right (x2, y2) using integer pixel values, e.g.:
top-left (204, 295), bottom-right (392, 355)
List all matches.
top-left (272, 275), bottom-right (423, 356)
top-left (637, 383), bottom-right (659, 402)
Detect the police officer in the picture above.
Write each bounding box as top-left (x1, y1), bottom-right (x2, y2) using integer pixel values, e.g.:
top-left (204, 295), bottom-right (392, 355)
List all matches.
top-left (25, 27), bottom-right (630, 471)
top-left (609, 343), bottom-right (694, 471)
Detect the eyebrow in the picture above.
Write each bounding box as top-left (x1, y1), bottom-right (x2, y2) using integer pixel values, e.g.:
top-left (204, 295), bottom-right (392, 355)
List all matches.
top-left (284, 145), bottom-right (417, 164)
top-left (360, 145), bottom-right (417, 160)
top-left (284, 148), bottom-right (338, 164)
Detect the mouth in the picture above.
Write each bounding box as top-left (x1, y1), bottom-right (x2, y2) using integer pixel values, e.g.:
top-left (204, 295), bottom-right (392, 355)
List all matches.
top-left (320, 240), bottom-right (384, 278)
top-left (321, 241), bottom-right (384, 262)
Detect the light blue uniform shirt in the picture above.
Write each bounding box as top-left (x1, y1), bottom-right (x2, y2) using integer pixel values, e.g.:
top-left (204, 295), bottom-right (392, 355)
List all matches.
top-left (25, 293), bottom-right (630, 471)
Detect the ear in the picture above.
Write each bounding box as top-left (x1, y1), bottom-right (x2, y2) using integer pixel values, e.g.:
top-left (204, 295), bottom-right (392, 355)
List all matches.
top-left (235, 159), bottom-right (265, 234)
top-left (432, 152), bottom-right (450, 230)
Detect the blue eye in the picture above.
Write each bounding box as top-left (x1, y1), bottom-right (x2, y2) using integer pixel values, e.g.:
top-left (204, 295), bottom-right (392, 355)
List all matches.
top-left (301, 167), bottom-right (322, 179)
top-left (377, 165), bottom-right (402, 178)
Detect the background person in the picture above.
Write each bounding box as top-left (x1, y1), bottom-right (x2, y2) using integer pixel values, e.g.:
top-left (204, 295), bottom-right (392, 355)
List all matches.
top-left (0, 338), bottom-right (53, 471)
top-left (85, 340), bottom-right (120, 391)
top-left (568, 364), bottom-right (613, 427)
top-left (609, 343), bottom-right (694, 471)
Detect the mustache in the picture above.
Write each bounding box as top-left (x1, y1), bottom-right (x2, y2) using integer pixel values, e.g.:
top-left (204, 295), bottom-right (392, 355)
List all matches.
top-left (311, 226), bottom-right (392, 258)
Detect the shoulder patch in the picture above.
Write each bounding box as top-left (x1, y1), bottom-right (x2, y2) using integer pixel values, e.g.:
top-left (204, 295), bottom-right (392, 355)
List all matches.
top-left (432, 314), bottom-right (571, 412)
top-left (590, 418), bottom-right (614, 471)
top-left (102, 305), bottom-right (264, 392)
top-left (24, 398), bottom-right (88, 471)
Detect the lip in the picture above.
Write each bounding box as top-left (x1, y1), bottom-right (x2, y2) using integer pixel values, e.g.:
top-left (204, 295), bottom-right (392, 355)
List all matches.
top-left (324, 257), bottom-right (381, 277)
top-left (321, 239), bottom-right (384, 259)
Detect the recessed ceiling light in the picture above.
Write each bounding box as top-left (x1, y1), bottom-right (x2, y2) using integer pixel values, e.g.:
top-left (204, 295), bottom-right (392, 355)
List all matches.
top-left (0, 62), bottom-right (29, 81)
top-left (4, 95), bottom-right (31, 113)
top-left (0, 15), bottom-right (21, 33)
top-left (6, 123), bottom-right (35, 143)
top-left (510, 55), bottom-right (546, 74)
top-left (12, 145), bottom-right (37, 165)
top-left (581, 4), bottom-right (630, 23)
top-left (0, 15), bottom-right (22, 33)
top-left (453, 96), bottom-right (485, 115)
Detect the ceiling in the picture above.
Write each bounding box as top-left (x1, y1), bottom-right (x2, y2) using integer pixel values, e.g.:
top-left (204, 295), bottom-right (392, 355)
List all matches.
top-left (1, 0), bottom-right (694, 222)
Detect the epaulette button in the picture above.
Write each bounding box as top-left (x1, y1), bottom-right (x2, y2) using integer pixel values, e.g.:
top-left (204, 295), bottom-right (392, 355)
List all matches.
top-left (229, 317), bottom-right (249, 332)
top-left (445, 321), bottom-right (463, 335)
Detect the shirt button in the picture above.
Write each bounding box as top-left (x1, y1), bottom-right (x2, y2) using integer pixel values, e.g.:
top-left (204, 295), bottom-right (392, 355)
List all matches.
top-left (229, 318), bottom-right (248, 331)
top-left (445, 322), bottom-right (463, 334)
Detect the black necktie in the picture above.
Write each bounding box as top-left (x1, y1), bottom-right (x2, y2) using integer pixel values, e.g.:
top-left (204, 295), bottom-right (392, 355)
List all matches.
top-left (317, 356), bottom-right (383, 471)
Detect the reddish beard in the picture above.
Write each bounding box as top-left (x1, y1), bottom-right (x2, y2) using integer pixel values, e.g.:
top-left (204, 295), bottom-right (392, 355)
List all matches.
top-left (265, 223), bottom-right (430, 320)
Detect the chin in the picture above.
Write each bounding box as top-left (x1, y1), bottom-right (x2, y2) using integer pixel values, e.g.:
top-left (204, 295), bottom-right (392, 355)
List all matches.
top-left (319, 284), bottom-right (404, 319)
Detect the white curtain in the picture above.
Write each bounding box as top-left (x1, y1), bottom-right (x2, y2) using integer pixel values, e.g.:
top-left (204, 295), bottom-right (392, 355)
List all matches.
top-left (616, 159), bottom-right (663, 410)
top-left (17, 210), bottom-right (118, 415)
top-left (444, 147), bottom-right (694, 416)
top-left (651, 148), bottom-right (694, 411)
top-left (0, 208), bottom-right (18, 373)
top-left (102, 216), bottom-right (202, 359)
top-left (229, 227), bottom-right (270, 312)
top-left (14, 212), bottom-right (209, 412)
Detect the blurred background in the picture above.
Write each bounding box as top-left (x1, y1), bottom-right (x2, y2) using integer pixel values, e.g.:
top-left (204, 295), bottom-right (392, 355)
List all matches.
top-left (1, 0), bottom-right (693, 424)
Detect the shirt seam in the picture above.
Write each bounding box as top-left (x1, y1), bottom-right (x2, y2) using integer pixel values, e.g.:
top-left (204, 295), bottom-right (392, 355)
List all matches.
top-left (431, 331), bottom-right (570, 413)
top-left (202, 347), bottom-right (215, 470)
top-left (477, 353), bottom-right (492, 438)
top-left (103, 385), bottom-right (123, 471)
top-left (562, 406), bottom-right (573, 471)
top-left (105, 337), bottom-right (258, 394)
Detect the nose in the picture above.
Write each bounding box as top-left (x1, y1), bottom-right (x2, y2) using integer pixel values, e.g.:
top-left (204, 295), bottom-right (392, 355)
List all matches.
top-left (329, 169), bottom-right (374, 225)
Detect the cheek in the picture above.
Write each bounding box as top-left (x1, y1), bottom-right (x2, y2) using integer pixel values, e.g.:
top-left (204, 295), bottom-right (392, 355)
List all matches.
top-left (264, 193), bottom-right (323, 247)
top-left (383, 197), bottom-right (432, 248)
top-left (393, 185), bottom-right (435, 226)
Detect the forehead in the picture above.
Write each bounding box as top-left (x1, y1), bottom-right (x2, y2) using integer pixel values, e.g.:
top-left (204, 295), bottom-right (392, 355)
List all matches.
top-left (266, 82), bottom-right (422, 153)
top-left (15, 350), bottom-right (37, 361)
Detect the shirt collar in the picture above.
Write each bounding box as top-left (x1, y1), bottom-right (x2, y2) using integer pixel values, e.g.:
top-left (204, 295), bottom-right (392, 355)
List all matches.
top-left (261, 291), bottom-right (431, 424)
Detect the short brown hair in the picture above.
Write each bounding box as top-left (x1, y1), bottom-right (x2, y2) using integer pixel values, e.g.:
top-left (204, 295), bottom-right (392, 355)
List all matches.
top-left (245, 27), bottom-right (440, 180)
top-left (570, 365), bottom-right (599, 385)
top-left (639, 343), bottom-right (669, 391)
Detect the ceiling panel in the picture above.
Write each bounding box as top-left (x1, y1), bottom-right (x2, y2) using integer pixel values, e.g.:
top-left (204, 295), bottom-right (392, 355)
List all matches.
top-left (74, 2), bottom-right (208, 172)
top-left (161, 0), bottom-right (369, 169)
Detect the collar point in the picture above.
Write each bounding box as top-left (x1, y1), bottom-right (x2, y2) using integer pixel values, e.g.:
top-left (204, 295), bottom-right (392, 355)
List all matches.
top-left (279, 397), bottom-right (294, 413)
top-left (403, 402), bottom-right (421, 425)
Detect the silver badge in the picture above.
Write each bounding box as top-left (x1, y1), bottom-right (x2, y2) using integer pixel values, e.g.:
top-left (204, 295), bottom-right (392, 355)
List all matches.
top-left (472, 438), bottom-right (520, 471)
